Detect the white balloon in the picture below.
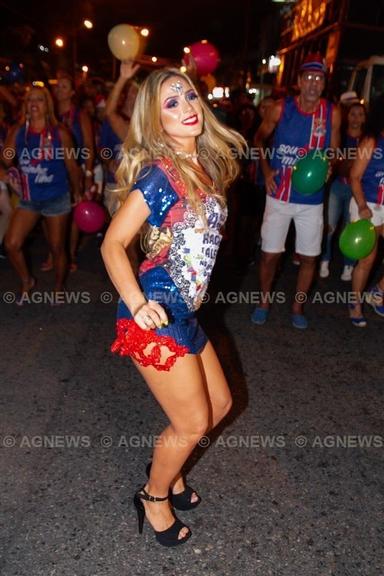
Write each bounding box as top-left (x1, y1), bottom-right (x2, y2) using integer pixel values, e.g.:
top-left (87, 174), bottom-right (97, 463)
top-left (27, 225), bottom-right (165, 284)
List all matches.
top-left (108, 24), bottom-right (140, 61)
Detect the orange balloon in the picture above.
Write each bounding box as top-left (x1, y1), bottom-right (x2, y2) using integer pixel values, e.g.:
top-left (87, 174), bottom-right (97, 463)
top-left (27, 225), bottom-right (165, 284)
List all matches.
top-left (108, 24), bottom-right (140, 60)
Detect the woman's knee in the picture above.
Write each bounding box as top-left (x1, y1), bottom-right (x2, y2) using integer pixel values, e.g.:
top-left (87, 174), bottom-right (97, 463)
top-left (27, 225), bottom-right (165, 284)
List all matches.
top-left (174, 411), bottom-right (210, 440)
top-left (356, 251), bottom-right (376, 271)
top-left (49, 242), bottom-right (65, 258)
top-left (5, 233), bottom-right (22, 253)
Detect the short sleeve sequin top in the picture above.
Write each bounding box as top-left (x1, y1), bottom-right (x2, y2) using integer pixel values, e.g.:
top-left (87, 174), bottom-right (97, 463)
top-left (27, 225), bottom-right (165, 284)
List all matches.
top-left (111, 157), bottom-right (227, 371)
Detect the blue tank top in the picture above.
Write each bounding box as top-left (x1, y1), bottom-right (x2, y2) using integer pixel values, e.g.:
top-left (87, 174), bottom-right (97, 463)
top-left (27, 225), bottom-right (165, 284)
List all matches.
top-left (59, 106), bottom-right (86, 164)
top-left (16, 125), bottom-right (69, 201)
top-left (361, 136), bottom-right (384, 205)
top-left (270, 96), bottom-right (333, 205)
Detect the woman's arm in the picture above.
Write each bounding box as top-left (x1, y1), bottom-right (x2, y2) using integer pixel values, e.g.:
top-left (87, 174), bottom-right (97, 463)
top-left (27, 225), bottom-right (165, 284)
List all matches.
top-left (59, 126), bottom-right (82, 204)
top-left (105, 60), bottom-right (139, 141)
top-left (349, 136), bottom-right (375, 221)
top-left (101, 190), bottom-right (168, 329)
top-left (79, 109), bottom-right (95, 192)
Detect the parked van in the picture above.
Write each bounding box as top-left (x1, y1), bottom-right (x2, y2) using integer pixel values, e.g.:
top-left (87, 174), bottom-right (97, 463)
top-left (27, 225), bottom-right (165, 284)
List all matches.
top-left (347, 55), bottom-right (384, 105)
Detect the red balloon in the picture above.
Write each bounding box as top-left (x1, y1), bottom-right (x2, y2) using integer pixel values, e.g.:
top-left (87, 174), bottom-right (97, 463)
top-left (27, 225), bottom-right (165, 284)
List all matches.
top-left (74, 201), bottom-right (106, 234)
top-left (186, 41), bottom-right (219, 76)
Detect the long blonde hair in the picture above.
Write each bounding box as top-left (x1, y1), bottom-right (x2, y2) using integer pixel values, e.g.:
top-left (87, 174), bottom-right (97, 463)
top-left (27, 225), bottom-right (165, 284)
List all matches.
top-left (116, 68), bottom-right (246, 214)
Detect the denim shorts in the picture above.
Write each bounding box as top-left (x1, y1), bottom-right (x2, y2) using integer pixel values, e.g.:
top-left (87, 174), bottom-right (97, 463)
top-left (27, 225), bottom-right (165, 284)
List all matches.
top-left (19, 193), bottom-right (71, 217)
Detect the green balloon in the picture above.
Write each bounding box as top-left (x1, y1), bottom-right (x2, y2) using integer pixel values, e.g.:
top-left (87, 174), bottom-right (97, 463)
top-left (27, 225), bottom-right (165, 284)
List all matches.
top-left (291, 151), bottom-right (329, 195)
top-left (339, 219), bottom-right (376, 260)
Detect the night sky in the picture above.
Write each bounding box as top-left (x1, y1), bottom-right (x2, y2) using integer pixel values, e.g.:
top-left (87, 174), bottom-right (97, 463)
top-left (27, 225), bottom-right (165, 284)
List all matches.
top-left (1, 0), bottom-right (280, 79)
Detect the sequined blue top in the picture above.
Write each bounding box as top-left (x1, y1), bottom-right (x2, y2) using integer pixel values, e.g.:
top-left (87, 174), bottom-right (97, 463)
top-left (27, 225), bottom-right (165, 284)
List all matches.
top-left (117, 158), bottom-right (227, 327)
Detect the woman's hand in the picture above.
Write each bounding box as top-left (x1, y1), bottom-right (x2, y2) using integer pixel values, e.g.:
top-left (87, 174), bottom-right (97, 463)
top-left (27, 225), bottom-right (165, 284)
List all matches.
top-left (358, 204), bottom-right (373, 221)
top-left (120, 60), bottom-right (140, 80)
top-left (133, 299), bottom-right (169, 330)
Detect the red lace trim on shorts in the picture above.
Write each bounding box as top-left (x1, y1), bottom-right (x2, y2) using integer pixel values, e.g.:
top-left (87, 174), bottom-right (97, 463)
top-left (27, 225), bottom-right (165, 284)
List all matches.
top-left (111, 318), bottom-right (189, 372)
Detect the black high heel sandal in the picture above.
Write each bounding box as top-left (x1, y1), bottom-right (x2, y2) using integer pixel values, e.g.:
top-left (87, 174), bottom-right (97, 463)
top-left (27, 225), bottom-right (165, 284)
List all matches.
top-left (146, 462), bottom-right (202, 511)
top-left (133, 486), bottom-right (191, 547)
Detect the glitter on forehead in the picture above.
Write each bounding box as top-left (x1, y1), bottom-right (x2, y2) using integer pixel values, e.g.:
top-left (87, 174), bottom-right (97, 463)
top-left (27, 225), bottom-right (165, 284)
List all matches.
top-left (170, 80), bottom-right (184, 95)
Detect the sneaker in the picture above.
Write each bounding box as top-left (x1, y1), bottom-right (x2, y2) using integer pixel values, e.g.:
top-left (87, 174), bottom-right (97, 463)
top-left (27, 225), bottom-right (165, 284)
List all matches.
top-left (348, 303), bottom-right (367, 327)
top-left (319, 261), bottom-right (329, 278)
top-left (291, 313), bottom-right (308, 330)
top-left (365, 286), bottom-right (384, 316)
top-left (251, 307), bottom-right (269, 325)
top-left (340, 265), bottom-right (354, 282)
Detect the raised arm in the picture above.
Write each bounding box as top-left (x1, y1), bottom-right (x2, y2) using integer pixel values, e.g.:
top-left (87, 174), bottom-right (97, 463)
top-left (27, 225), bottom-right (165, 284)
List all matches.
top-left (105, 60), bottom-right (140, 142)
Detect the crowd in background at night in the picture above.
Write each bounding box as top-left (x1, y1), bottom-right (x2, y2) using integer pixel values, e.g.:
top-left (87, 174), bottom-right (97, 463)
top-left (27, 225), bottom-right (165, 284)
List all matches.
top-left (0, 63), bottom-right (383, 326)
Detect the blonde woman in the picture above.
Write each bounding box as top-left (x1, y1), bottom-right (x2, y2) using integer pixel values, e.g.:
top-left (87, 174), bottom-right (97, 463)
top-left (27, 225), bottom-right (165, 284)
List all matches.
top-left (2, 86), bottom-right (80, 302)
top-left (101, 68), bottom-right (245, 547)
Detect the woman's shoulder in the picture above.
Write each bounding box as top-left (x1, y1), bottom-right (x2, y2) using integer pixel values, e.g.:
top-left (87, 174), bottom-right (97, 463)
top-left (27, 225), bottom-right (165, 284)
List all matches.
top-left (135, 158), bottom-right (185, 193)
top-left (134, 161), bottom-right (169, 188)
top-left (133, 160), bottom-right (181, 226)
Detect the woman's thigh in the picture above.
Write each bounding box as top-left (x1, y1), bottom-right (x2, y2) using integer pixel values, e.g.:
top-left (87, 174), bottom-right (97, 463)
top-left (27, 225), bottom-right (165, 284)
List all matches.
top-left (133, 353), bottom-right (210, 433)
top-left (6, 208), bottom-right (40, 246)
top-left (44, 213), bottom-right (69, 249)
top-left (198, 340), bottom-right (232, 414)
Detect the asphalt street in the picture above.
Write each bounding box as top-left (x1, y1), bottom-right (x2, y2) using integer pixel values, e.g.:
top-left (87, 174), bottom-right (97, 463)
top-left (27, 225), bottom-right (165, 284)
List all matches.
top-left (1, 228), bottom-right (383, 576)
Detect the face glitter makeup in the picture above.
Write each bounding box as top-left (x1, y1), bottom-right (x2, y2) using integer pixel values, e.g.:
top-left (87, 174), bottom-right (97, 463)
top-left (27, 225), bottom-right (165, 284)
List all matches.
top-left (170, 80), bottom-right (184, 95)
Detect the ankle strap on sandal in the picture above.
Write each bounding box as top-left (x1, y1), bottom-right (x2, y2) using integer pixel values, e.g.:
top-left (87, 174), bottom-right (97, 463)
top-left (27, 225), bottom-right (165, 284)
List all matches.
top-left (139, 486), bottom-right (168, 502)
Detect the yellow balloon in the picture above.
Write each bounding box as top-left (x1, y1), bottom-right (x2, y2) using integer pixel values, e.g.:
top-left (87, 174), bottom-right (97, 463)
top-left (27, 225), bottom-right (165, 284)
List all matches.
top-left (108, 24), bottom-right (140, 61)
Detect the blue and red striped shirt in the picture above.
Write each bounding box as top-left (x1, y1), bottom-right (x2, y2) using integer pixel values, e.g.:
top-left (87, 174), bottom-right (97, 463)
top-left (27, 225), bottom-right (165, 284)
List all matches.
top-left (270, 96), bottom-right (333, 205)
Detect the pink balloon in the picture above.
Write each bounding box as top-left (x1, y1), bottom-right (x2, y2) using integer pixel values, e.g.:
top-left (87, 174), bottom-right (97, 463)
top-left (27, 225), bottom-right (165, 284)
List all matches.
top-left (74, 201), bottom-right (106, 234)
top-left (187, 41), bottom-right (219, 76)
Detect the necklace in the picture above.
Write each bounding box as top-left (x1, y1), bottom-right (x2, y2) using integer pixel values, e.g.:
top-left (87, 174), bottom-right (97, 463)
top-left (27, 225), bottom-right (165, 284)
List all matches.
top-left (174, 150), bottom-right (199, 160)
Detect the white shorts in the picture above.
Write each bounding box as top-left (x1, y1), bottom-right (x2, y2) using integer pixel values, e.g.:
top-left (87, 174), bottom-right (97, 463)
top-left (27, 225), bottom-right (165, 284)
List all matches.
top-left (350, 198), bottom-right (384, 227)
top-left (261, 196), bottom-right (324, 256)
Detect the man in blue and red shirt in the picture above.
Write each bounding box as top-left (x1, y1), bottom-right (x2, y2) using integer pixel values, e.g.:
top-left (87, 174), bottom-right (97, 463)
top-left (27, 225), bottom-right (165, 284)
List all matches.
top-left (251, 53), bottom-right (341, 329)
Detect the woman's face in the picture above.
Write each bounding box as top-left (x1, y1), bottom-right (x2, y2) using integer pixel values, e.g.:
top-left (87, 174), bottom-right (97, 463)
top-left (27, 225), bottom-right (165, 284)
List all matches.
top-left (159, 76), bottom-right (203, 147)
top-left (348, 105), bottom-right (366, 129)
top-left (26, 89), bottom-right (47, 118)
top-left (54, 78), bottom-right (74, 102)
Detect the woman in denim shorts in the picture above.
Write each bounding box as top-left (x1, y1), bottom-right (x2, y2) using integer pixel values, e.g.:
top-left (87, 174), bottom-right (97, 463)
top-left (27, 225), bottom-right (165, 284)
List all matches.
top-left (2, 86), bottom-right (81, 302)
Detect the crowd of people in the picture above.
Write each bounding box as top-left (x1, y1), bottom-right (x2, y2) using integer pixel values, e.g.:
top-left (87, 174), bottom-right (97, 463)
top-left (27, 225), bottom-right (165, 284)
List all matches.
top-left (0, 54), bottom-right (383, 318)
top-left (1, 53), bottom-right (384, 547)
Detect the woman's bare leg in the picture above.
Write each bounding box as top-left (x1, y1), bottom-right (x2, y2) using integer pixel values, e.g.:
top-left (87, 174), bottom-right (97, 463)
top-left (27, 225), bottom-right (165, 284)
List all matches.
top-left (133, 352), bottom-right (210, 539)
top-left (170, 340), bottom-right (233, 498)
top-left (44, 213), bottom-right (69, 291)
top-left (5, 208), bottom-right (40, 291)
top-left (350, 229), bottom-right (380, 318)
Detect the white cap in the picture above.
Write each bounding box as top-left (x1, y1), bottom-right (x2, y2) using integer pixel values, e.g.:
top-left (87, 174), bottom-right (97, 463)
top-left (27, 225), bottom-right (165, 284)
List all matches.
top-left (339, 91), bottom-right (360, 104)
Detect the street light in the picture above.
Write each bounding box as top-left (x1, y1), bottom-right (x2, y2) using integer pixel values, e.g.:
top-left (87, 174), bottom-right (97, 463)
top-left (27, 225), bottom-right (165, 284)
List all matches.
top-left (71, 18), bottom-right (94, 76)
top-left (55, 37), bottom-right (65, 48)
